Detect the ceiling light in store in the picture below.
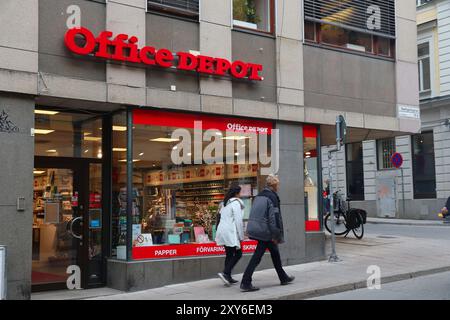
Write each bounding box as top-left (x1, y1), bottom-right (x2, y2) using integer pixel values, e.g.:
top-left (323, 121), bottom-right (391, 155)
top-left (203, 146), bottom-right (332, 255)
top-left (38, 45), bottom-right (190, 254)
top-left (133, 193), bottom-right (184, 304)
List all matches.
top-left (305, 152), bottom-right (311, 155)
top-left (172, 146), bottom-right (178, 150)
top-left (187, 153), bottom-right (192, 156)
top-left (150, 138), bottom-right (180, 143)
top-left (84, 136), bottom-right (102, 142)
top-left (113, 126), bottom-right (127, 132)
top-left (97, 151), bottom-right (103, 159)
top-left (84, 132), bottom-right (92, 136)
top-left (45, 149), bottom-right (57, 153)
top-left (33, 170), bottom-right (46, 175)
top-left (215, 132), bottom-right (223, 136)
top-left (306, 156), bottom-right (311, 159)
top-left (235, 152), bottom-right (240, 156)
top-left (139, 152), bottom-right (144, 156)
top-left (34, 110), bottom-right (59, 115)
top-left (119, 159), bottom-right (141, 163)
top-left (221, 136), bottom-right (249, 141)
top-left (84, 149), bottom-right (89, 153)
top-left (113, 148), bottom-right (127, 152)
top-left (34, 129), bottom-right (55, 135)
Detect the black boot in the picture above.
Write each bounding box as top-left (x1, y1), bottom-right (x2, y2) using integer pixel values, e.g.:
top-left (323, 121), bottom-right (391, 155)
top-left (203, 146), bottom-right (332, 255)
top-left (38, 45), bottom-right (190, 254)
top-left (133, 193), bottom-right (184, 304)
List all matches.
top-left (240, 283), bottom-right (260, 292)
top-left (280, 275), bottom-right (295, 286)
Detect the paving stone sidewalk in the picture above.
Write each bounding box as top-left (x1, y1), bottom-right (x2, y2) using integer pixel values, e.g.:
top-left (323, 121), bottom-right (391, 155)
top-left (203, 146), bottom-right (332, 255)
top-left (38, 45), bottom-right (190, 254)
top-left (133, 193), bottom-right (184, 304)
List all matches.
top-left (87, 234), bottom-right (450, 300)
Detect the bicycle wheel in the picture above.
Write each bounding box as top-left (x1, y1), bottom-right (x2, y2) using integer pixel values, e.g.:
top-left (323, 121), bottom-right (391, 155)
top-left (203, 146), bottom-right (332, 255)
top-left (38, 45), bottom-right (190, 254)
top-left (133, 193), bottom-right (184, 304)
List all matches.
top-left (352, 214), bottom-right (364, 239)
top-left (324, 212), bottom-right (348, 236)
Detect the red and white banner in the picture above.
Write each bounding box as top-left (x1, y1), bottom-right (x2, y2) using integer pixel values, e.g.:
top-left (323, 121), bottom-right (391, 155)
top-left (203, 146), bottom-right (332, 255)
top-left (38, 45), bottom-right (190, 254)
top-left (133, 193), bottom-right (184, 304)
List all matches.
top-left (133, 109), bottom-right (273, 134)
top-left (132, 240), bottom-right (259, 260)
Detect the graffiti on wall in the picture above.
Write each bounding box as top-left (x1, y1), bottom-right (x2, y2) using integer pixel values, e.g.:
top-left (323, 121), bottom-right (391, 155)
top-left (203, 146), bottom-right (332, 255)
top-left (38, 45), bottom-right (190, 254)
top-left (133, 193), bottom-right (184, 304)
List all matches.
top-left (0, 110), bottom-right (19, 133)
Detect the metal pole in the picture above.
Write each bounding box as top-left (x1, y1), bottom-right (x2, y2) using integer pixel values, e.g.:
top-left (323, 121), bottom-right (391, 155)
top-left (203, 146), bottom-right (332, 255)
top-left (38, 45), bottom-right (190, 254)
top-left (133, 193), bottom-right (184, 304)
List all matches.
top-left (328, 151), bottom-right (340, 262)
top-left (401, 168), bottom-right (405, 218)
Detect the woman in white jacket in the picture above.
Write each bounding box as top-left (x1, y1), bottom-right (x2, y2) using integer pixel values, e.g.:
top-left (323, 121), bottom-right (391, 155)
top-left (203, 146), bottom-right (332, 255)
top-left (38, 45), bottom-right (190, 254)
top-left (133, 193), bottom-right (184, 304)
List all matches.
top-left (215, 184), bottom-right (245, 286)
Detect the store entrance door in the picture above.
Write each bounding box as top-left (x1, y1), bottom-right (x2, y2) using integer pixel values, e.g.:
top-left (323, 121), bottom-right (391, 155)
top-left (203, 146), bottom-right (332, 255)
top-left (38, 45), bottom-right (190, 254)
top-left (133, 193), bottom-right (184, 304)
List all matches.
top-left (32, 157), bottom-right (104, 292)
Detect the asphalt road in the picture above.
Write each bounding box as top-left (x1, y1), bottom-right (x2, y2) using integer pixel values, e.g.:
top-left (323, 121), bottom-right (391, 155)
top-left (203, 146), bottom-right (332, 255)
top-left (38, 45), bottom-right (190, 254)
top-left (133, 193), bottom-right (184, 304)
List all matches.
top-left (365, 223), bottom-right (450, 240)
top-left (311, 271), bottom-right (450, 300)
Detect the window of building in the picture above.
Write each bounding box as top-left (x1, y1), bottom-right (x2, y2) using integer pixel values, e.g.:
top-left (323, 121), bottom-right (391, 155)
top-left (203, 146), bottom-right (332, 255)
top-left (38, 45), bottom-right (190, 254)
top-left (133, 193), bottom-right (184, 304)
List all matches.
top-left (147, 0), bottom-right (199, 19)
top-left (233, 0), bottom-right (274, 34)
top-left (304, 0), bottom-right (396, 58)
top-left (377, 138), bottom-right (396, 170)
top-left (305, 22), bottom-right (395, 58)
top-left (418, 41), bottom-right (431, 94)
top-left (129, 109), bottom-right (273, 259)
top-left (304, 125), bottom-right (320, 232)
top-left (346, 142), bottom-right (364, 201)
top-left (412, 132), bottom-right (436, 199)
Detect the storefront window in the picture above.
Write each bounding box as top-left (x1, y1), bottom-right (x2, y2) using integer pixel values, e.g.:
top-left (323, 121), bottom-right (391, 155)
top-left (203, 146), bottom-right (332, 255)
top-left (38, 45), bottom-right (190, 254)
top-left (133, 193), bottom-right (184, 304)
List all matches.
top-left (304, 125), bottom-right (320, 232)
top-left (130, 109), bottom-right (273, 259)
top-left (111, 112), bottom-right (127, 260)
top-left (233, 0), bottom-right (274, 34)
top-left (34, 109), bottom-right (103, 159)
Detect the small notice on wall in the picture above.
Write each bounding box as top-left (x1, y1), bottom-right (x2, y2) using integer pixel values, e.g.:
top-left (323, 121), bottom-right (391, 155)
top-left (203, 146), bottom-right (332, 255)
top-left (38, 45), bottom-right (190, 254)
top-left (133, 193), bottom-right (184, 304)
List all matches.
top-left (398, 105), bottom-right (420, 119)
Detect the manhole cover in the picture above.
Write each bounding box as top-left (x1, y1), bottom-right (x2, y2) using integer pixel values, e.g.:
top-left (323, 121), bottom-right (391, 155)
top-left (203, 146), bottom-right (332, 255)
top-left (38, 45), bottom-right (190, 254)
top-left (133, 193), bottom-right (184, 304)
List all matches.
top-left (377, 235), bottom-right (398, 239)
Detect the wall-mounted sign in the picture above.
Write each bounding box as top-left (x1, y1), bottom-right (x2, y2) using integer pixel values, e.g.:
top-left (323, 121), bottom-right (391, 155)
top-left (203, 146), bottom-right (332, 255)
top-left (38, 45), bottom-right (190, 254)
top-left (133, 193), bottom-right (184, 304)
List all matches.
top-left (64, 27), bottom-right (264, 81)
top-left (391, 152), bottom-right (403, 169)
top-left (398, 105), bottom-right (420, 119)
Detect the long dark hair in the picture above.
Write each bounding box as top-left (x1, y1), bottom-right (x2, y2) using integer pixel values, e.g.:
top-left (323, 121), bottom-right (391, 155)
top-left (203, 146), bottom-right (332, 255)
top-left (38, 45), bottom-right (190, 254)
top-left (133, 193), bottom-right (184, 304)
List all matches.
top-left (223, 184), bottom-right (241, 206)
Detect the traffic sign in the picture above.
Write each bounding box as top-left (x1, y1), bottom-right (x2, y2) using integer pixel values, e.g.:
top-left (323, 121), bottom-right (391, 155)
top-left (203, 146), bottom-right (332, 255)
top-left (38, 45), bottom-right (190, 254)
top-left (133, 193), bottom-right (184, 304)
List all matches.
top-left (391, 152), bottom-right (403, 169)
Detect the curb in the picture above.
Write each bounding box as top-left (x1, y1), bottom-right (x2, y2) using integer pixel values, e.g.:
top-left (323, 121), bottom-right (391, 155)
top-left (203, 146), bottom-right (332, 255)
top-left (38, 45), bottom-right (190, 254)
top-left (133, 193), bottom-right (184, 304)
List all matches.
top-left (267, 265), bottom-right (450, 300)
top-left (367, 220), bottom-right (449, 227)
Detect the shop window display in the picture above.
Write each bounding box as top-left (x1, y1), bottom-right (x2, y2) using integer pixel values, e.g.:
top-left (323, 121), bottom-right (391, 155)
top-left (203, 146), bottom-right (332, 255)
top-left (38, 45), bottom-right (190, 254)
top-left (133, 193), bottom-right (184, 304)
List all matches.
top-left (129, 109), bottom-right (273, 259)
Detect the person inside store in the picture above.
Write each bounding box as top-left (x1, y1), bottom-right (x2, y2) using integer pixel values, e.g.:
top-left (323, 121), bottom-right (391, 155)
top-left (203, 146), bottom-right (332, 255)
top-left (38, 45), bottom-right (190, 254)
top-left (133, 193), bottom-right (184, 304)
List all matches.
top-left (240, 174), bottom-right (295, 292)
top-left (215, 184), bottom-right (245, 286)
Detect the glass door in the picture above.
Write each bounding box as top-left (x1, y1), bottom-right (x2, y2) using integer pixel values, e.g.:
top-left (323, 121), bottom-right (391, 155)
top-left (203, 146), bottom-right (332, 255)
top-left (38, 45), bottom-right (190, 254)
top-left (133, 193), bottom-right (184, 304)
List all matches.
top-left (32, 164), bottom-right (83, 291)
top-left (32, 158), bottom-right (104, 291)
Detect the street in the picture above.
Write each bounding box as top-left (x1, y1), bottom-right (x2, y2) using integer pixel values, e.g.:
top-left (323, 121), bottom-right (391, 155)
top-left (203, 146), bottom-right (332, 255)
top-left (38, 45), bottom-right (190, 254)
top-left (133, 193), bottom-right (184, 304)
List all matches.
top-left (311, 271), bottom-right (450, 300)
top-left (365, 223), bottom-right (450, 240)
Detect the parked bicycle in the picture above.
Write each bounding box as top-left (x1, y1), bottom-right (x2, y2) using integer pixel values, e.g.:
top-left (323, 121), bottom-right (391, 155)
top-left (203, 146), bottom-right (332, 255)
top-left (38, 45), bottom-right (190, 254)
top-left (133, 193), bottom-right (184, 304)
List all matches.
top-left (324, 190), bottom-right (367, 239)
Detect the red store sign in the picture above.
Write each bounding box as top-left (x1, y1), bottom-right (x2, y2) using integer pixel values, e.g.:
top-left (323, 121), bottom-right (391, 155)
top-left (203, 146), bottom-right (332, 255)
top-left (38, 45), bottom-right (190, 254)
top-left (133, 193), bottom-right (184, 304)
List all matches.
top-left (132, 240), bottom-right (260, 260)
top-left (64, 27), bottom-right (264, 81)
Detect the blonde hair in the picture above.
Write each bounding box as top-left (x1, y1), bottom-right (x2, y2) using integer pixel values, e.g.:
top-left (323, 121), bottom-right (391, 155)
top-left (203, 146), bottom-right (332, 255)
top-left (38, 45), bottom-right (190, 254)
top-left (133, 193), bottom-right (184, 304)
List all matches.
top-left (266, 174), bottom-right (279, 187)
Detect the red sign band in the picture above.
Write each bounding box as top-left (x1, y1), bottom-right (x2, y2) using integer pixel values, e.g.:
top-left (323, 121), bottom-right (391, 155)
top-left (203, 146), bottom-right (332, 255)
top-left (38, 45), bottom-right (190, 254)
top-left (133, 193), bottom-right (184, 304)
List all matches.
top-left (64, 27), bottom-right (263, 81)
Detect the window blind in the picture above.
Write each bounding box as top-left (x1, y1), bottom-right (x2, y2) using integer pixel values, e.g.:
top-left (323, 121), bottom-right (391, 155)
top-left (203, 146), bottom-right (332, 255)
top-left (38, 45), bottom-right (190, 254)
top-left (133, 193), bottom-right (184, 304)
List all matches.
top-left (148, 0), bottom-right (199, 15)
top-left (304, 0), bottom-right (396, 38)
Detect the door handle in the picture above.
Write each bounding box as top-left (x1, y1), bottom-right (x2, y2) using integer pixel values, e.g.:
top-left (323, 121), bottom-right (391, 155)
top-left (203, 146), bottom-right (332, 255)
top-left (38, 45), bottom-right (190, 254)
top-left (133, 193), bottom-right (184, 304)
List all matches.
top-left (68, 216), bottom-right (83, 240)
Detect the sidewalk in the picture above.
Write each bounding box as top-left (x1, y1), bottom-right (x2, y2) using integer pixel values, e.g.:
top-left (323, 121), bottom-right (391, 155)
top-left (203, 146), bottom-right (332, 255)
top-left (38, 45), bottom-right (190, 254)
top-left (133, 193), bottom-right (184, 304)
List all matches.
top-left (87, 234), bottom-right (450, 300)
top-left (367, 217), bottom-right (450, 226)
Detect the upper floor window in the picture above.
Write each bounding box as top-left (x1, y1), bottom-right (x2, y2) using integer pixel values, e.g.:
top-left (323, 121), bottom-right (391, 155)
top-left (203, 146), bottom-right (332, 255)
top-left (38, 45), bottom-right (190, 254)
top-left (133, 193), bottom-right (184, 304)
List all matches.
top-left (147, 0), bottom-right (199, 19)
top-left (418, 41), bottom-right (432, 96)
top-left (233, 0), bottom-right (275, 34)
top-left (377, 138), bottom-right (396, 170)
top-left (417, 0), bottom-right (433, 7)
top-left (304, 0), bottom-right (396, 58)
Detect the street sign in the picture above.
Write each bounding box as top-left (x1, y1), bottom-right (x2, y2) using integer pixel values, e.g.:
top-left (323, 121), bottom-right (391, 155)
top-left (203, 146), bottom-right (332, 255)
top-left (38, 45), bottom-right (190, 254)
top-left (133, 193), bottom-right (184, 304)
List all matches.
top-left (336, 115), bottom-right (347, 150)
top-left (391, 152), bottom-right (403, 169)
top-left (0, 246), bottom-right (6, 300)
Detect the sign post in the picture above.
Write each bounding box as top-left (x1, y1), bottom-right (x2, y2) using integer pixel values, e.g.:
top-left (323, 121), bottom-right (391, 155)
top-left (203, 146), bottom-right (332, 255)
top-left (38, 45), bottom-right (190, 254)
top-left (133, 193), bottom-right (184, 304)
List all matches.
top-left (391, 152), bottom-right (405, 217)
top-left (328, 116), bottom-right (347, 263)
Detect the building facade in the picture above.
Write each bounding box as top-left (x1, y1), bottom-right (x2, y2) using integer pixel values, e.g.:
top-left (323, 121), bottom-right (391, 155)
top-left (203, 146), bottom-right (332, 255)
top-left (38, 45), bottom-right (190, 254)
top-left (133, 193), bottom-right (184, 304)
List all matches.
top-left (0, 0), bottom-right (418, 299)
top-left (320, 0), bottom-right (448, 221)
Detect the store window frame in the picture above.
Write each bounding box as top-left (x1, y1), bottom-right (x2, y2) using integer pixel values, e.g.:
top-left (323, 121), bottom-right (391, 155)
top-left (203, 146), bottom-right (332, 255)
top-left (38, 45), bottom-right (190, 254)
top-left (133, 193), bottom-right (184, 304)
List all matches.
top-left (345, 142), bottom-right (365, 201)
top-left (304, 21), bottom-right (396, 59)
top-left (124, 107), bottom-right (275, 261)
top-left (146, 0), bottom-right (200, 20)
top-left (376, 137), bottom-right (396, 170)
top-left (412, 131), bottom-right (437, 200)
top-left (232, 0), bottom-right (276, 36)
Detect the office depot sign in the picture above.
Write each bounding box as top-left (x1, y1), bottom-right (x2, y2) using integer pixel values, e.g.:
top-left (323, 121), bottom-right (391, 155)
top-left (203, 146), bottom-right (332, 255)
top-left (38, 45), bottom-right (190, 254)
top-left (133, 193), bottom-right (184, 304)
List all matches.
top-left (64, 27), bottom-right (264, 81)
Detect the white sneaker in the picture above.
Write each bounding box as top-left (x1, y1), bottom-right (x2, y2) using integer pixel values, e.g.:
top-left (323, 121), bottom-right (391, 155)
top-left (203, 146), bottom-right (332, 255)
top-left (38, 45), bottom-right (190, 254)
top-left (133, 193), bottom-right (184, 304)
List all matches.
top-left (218, 273), bottom-right (230, 286)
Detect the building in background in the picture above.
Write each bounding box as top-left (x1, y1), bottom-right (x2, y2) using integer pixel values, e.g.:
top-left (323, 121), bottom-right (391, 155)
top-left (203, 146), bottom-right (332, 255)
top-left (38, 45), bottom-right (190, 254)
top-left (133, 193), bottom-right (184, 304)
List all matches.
top-left (321, 0), bottom-right (449, 220)
top-left (0, 0), bottom-right (418, 299)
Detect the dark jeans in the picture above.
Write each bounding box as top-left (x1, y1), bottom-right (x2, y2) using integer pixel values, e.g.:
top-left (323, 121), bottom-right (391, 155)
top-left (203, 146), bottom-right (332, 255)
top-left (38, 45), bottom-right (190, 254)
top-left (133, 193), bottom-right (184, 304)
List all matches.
top-left (241, 240), bottom-right (288, 285)
top-left (223, 246), bottom-right (243, 277)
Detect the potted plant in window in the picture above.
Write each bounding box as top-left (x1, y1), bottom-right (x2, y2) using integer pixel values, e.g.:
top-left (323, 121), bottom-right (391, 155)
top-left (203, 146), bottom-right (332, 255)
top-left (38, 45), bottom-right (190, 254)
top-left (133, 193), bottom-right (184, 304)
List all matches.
top-left (233, 0), bottom-right (261, 30)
